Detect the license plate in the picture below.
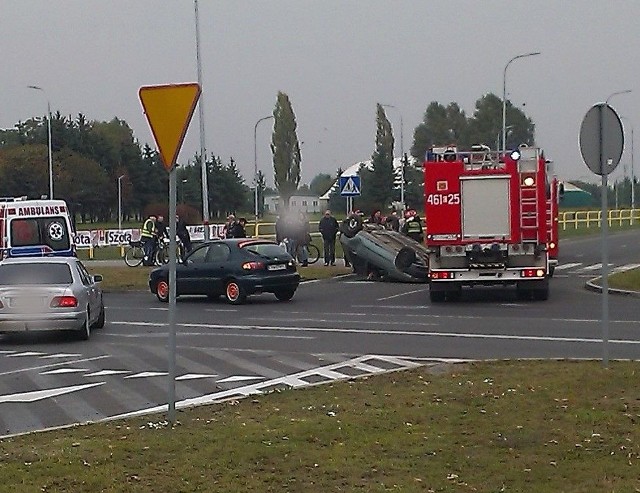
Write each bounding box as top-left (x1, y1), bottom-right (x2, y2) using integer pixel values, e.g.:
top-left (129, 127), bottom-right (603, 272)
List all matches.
top-left (267, 264), bottom-right (287, 271)
top-left (10, 297), bottom-right (44, 308)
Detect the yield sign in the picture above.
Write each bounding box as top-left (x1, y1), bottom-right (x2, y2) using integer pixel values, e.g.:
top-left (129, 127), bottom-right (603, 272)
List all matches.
top-left (138, 83), bottom-right (201, 171)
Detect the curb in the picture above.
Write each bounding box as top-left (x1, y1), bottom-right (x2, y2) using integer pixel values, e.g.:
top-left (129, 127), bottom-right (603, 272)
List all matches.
top-left (584, 277), bottom-right (640, 298)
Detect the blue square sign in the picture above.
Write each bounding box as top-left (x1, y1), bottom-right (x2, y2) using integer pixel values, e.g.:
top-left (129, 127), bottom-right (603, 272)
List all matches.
top-left (339, 175), bottom-right (361, 196)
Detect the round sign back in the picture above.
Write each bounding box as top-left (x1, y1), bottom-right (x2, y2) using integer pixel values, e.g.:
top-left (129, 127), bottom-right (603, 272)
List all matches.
top-left (579, 103), bottom-right (624, 176)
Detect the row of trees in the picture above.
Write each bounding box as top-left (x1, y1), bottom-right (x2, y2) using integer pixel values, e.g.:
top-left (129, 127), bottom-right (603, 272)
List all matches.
top-left (0, 91), bottom-right (537, 222)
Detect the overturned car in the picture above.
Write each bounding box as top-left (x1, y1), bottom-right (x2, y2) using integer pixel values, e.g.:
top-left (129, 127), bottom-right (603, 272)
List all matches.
top-left (339, 215), bottom-right (430, 283)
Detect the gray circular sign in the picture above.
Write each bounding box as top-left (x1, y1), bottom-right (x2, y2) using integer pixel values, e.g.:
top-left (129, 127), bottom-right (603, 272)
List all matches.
top-left (579, 103), bottom-right (624, 176)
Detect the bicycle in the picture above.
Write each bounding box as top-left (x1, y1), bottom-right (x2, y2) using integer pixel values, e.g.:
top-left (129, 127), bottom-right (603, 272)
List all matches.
top-left (123, 240), bottom-right (145, 267)
top-left (154, 235), bottom-right (184, 265)
top-left (306, 243), bottom-right (320, 264)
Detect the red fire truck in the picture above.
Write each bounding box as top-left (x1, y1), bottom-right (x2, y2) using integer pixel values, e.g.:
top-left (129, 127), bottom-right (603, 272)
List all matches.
top-left (424, 145), bottom-right (553, 301)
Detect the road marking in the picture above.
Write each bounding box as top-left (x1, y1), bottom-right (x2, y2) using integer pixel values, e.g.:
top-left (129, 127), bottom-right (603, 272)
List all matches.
top-left (39, 353), bottom-right (82, 359)
top-left (217, 375), bottom-right (264, 383)
top-left (85, 370), bottom-right (130, 377)
top-left (8, 352), bottom-right (46, 357)
top-left (612, 263), bottom-right (640, 273)
top-left (0, 383), bottom-right (104, 403)
top-left (353, 305), bottom-right (431, 310)
top-left (555, 262), bottom-right (582, 270)
top-left (377, 288), bottom-right (429, 301)
top-left (40, 368), bottom-right (88, 375)
top-left (104, 328), bottom-right (314, 340)
top-left (176, 373), bottom-right (218, 381)
top-left (0, 355), bottom-right (111, 377)
top-left (246, 317), bottom-right (438, 327)
top-left (124, 371), bottom-right (168, 379)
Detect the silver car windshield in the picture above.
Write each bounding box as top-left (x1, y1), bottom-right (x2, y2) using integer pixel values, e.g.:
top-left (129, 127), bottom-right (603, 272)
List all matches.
top-left (0, 264), bottom-right (73, 285)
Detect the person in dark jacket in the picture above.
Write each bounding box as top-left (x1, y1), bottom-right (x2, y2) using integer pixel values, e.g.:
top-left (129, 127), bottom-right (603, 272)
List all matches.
top-left (176, 215), bottom-right (192, 260)
top-left (385, 210), bottom-right (400, 232)
top-left (318, 209), bottom-right (339, 266)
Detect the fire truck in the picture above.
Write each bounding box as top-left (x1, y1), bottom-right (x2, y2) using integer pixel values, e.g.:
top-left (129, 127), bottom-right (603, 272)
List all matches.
top-left (0, 197), bottom-right (75, 259)
top-left (424, 145), bottom-right (553, 301)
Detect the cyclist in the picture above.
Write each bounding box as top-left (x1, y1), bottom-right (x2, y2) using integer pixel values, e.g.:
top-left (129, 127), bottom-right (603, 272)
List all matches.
top-left (141, 214), bottom-right (157, 266)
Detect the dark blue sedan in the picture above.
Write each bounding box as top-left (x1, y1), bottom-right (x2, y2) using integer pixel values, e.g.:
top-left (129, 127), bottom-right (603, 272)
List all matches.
top-left (148, 239), bottom-right (300, 304)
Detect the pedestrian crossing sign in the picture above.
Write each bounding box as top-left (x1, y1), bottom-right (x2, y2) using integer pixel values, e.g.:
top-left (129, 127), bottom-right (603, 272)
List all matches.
top-left (339, 175), bottom-right (361, 196)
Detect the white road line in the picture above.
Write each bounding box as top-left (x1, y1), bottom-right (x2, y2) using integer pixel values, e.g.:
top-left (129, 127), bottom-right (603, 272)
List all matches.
top-left (377, 288), bottom-right (429, 301)
top-left (0, 355), bottom-right (111, 377)
top-left (245, 317), bottom-right (438, 327)
top-left (613, 263), bottom-right (640, 273)
top-left (176, 373), bottom-right (218, 381)
top-left (217, 375), bottom-right (264, 383)
top-left (40, 368), bottom-right (88, 375)
top-left (555, 262), bottom-right (582, 270)
top-left (124, 371), bottom-right (168, 379)
top-left (85, 370), bottom-right (130, 377)
top-left (0, 383), bottom-right (104, 404)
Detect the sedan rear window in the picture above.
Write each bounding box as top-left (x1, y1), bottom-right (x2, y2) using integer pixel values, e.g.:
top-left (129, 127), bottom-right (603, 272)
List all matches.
top-left (0, 263), bottom-right (74, 285)
top-left (241, 243), bottom-right (288, 258)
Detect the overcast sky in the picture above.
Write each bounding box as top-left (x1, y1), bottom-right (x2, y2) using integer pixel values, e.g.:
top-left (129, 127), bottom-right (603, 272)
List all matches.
top-left (2, 1), bottom-right (639, 187)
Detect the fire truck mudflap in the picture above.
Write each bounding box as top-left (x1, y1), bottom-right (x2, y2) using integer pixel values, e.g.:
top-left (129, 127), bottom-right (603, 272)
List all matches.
top-left (424, 146), bottom-right (550, 302)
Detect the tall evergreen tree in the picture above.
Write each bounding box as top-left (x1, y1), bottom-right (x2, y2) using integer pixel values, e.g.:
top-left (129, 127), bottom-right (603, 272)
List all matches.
top-left (358, 104), bottom-right (395, 212)
top-left (271, 91), bottom-right (301, 209)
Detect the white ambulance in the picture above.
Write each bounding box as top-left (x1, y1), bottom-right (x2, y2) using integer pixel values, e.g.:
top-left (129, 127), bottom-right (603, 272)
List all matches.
top-left (0, 197), bottom-right (75, 258)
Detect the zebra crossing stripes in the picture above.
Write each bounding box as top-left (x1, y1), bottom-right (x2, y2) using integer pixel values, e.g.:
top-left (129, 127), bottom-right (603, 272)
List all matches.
top-left (556, 262), bottom-right (640, 276)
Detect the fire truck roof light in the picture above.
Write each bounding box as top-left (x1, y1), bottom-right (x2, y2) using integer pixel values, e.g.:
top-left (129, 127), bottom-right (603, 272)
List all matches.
top-left (510, 149), bottom-right (521, 161)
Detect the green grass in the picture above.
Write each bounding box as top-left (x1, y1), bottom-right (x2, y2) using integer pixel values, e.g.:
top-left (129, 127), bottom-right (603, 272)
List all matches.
top-left (1, 360), bottom-right (639, 492)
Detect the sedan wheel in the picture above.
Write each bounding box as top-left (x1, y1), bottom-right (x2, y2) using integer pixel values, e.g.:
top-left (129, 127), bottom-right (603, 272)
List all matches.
top-left (225, 281), bottom-right (246, 305)
top-left (91, 303), bottom-right (105, 329)
top-left (156, 280), bottom-right (170, 303)
top-left (274, 289), bottom-right (295, 301)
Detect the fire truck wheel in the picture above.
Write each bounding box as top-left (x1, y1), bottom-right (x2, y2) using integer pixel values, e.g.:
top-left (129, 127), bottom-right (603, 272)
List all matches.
top-left (429, 289), bottom-right (446, 303)
top-left (533, 286), bottom-right (549, 301)
top-left (340, 215), bottom-right (363, 238)
top-left (549, 265), bottom-right (555, 277)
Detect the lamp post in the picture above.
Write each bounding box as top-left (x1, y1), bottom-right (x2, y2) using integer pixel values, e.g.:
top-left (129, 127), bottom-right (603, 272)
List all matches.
top-left (496, 125), bottom-right (514, 151)
top-left (620, 116), bottom-right (635, 221)
top-left (181, 179), bottom-right (188, 204)
top-left (382, 104), bottom-right (404, 207)
top-left (502, 52), bottom-right (540, 152)
top-left (117, 175), bottom-right (125, 231)
top-left (194, 0), bottom-right (209, 239)
top-left (254, 115), bottom-right (273, 232)
top-left (27, 85), bottom-right (53, 199)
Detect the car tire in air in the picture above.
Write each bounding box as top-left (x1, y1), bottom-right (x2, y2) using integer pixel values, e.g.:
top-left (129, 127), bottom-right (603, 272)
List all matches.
top-left (225, 280), bottom-right (246, 305)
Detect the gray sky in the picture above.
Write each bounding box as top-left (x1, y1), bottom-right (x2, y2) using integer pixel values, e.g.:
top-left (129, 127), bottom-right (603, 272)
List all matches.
top-left (2, 1), bottom-right (639, 187)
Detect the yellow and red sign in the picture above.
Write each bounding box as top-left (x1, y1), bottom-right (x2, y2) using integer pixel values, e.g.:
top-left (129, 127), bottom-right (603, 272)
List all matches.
top-left (138, 83), bottom-right (201, 171)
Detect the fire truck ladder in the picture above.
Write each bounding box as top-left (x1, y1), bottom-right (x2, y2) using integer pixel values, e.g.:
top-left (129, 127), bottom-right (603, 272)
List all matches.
top-left (519, 184), bottom-right (539, 240)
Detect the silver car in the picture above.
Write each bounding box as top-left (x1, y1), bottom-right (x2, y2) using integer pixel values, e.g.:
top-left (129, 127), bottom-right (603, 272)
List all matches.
top-left (0, 257), bottom-right (104, 340)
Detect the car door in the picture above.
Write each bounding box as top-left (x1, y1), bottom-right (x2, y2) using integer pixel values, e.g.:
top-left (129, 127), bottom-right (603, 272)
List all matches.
top-left (199, 243), bottom-right (232, 295)
top-left (178, 244), bottom-right (210, 295)
top-left (75, 261), bottom-right (100, 324)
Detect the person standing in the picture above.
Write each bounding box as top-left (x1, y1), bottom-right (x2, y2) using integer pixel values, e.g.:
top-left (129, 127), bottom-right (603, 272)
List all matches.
top-left (294, 211), bottom-right (309, 267)
top-left (401, 208), bottom-right (424, 243)
top-left (176, 214), bottom-right (192, 261)
top-left (318, 209), bottom-right (339, 266)
top-left (140, 214), bottom-right (157, 266)
top-left (224, 214), bottom-right (238, 238)
top-left (235, 217), bottom-right (248, 238)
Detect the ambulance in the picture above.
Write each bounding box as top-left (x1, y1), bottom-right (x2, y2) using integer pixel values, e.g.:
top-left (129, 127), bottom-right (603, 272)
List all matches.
top-left (0, 197), bottom-right (75, 258)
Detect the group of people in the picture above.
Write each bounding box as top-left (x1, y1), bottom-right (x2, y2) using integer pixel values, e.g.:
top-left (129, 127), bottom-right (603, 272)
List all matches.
top-left (140, 214), bottom-right (192, 266)
top-left (362, 207), bottom-right (424, 243)
top-left (223, 214), bottom-right (247, 239)
top-left (275, 211), bottom-right (312, 266)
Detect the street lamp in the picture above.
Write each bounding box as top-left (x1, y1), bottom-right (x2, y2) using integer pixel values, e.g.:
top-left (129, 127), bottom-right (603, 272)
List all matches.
top-left (27, 85), bottom-right (53, 198)
top-left (254, 115), bottom-right (274, 232)
top-left (194, 0), bottom-right (209, 240)
top-left (497, 125), bottom-right (514, 151)
top-left (605, 89), bottom-right (632, 105)
top-left (117, 175), bottom-right (125, 231)
top-left (181, 179), bottom-right (188, 204)
top-left (382, 104), bottom-right (405, 207)
top-left (620, 116), bottom-right (635, 219)
top-left (502, 51), bottom-right (541, 152)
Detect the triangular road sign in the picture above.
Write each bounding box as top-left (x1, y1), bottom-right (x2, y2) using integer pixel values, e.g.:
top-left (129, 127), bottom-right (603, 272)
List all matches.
top-left (340, 175), bottom-right (361, 196)
top-left (139, 83), bottom-right (201, 171)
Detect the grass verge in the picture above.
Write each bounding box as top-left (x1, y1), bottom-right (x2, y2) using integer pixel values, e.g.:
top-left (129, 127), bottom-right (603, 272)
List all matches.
top-left (1, 360), bottom-right (638, 492)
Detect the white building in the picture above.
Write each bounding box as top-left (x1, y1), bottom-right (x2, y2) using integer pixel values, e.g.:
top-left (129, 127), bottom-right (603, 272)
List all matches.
top-left (264, 193), bottom-right (325, 214)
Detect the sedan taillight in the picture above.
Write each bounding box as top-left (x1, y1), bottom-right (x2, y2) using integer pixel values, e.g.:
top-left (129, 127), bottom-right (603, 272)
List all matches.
top-left (242, 261), bottom-right (265, 270)
top-left (50, 296), bottom-right (78, 308)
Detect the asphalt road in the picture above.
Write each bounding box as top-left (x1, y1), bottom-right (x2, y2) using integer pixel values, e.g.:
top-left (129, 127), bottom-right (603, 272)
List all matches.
top-left (0, 229), bottom-right (638, 437)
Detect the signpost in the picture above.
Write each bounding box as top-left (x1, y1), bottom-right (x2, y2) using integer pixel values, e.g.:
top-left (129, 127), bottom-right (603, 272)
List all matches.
top-left (339, 175), bottom-right (361, 215)
top-left (579, 103), bottom-right (624, 367)
top-left (139, 83), bottom-right (201, 422)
